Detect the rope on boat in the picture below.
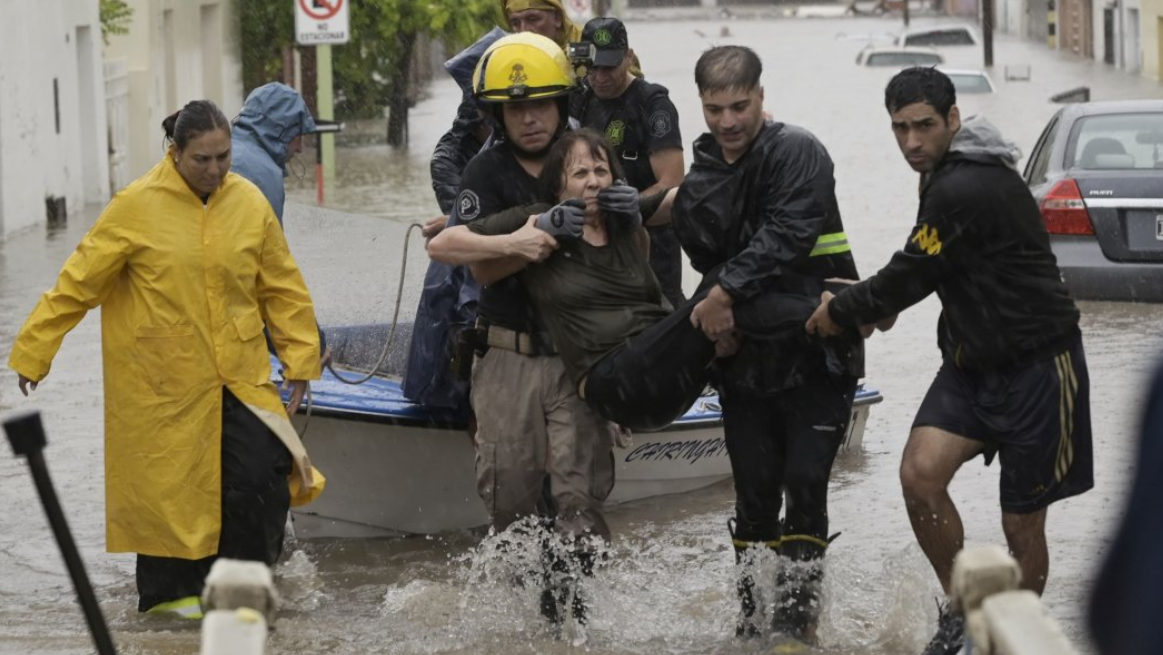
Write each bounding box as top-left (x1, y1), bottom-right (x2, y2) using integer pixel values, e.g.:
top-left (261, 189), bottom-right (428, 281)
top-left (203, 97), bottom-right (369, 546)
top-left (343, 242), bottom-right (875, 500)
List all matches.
top-left (296, 221), bottom-right (426, 438)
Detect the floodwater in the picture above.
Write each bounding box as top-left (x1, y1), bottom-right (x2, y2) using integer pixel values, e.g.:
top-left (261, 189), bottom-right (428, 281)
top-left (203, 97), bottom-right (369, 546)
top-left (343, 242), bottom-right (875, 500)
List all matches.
top-left (2, 12), bottom-right (1163, 655)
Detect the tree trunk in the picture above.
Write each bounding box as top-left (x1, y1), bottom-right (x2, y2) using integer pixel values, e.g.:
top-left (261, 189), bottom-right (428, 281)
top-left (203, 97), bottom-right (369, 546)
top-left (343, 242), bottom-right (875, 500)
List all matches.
top-left (386, 32), bottom-right (417, 147)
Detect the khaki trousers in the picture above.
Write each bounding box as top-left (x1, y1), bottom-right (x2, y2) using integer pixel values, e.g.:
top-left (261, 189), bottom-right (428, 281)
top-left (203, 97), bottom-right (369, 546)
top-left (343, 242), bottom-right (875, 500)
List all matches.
top-left (471, 348), bottom-right (615, 541)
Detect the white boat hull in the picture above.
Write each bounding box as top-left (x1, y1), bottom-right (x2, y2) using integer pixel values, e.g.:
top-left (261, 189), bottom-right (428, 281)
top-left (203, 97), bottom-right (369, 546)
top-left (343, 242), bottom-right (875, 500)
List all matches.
top-left (288, 392), bottom-right (881, 539)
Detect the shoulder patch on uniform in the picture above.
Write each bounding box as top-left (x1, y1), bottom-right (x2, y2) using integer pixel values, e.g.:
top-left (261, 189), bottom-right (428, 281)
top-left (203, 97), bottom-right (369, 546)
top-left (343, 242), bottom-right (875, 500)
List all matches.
top-left (649, 110), bottom-right (672, 138)
top-left (457, 189), bottom-right (481, 221)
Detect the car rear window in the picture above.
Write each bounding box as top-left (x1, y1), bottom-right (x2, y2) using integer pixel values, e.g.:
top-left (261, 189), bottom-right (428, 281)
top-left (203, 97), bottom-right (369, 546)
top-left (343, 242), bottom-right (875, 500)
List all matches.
top-left (867, 52), bottom-right (943, 66)
top-left (947, 73), bottom-right (992, 94)
top-left (1069, 113), bottom-right (1163, 170)
top-left (903, 29), bottom-right (974, 46)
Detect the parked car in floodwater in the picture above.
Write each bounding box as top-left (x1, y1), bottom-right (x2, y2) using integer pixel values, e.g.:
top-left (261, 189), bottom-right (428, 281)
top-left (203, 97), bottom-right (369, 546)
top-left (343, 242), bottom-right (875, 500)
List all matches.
top-left (1024, 100), bottom-right (1163, 301)
top-left (896, 25), bottom-right (978, 47)
top-left (855, 46), bottom-right (944, 67)
top-left (940, 68), bottom-right (995, 94)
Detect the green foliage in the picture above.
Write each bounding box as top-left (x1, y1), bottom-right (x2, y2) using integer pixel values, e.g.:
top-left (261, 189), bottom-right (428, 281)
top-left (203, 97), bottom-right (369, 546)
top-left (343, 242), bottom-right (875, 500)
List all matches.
top-left (237, 0), bottom-right (500, 119)
top-left (239, 0), bottom-right (295, 94)
top-left (335, 0), bottom-right (499, 119)
top-left (99, 0), bottom-right (134, 45)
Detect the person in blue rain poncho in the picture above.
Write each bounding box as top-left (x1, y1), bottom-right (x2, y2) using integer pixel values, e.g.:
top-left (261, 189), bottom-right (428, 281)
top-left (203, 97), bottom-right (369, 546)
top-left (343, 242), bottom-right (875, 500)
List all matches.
top-left (403, 27), bottom-right (506, 415)
top-left (231, 82), bottom-right (317, 224)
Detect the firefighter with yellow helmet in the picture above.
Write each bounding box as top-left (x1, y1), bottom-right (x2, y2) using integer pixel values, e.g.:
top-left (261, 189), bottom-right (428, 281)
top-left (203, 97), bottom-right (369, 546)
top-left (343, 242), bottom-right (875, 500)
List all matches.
top-left (428, 32), bottom-right (617, 629)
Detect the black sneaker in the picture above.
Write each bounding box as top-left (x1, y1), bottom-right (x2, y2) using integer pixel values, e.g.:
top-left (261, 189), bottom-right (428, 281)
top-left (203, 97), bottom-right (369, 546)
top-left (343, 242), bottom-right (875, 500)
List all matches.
top-left (922, 601), bottom-right (965, 655)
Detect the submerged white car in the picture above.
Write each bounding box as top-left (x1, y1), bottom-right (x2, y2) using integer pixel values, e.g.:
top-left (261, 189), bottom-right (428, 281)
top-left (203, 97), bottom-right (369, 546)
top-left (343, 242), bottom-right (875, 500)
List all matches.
top-left (940, 68), bottom-right (996, 94)
top-left (855, 46), bottom-right (945, 67)
top-left (896, 25), bottom-right (978, 47)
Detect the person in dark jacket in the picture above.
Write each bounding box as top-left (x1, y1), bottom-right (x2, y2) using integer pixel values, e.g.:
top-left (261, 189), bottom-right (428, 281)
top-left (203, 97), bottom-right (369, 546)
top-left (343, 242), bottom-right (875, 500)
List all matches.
top-left (807, 67), bottom-right (1093, 655)
top-left (428, 26), bottom-right (507, 220)
top-left (570, 17), bottom-right (686, 308)
top-left (403, 28), bottom-right (506, 414)
top-left (1089, 358), bottom-right (1163, 655)
top-left (671, 45), bottom-right (864, 644)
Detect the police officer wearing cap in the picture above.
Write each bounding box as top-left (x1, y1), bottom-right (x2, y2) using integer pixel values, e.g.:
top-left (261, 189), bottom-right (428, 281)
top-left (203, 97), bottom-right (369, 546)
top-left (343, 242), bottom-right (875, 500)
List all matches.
top-left (570, 17), bottom-right (686, 308)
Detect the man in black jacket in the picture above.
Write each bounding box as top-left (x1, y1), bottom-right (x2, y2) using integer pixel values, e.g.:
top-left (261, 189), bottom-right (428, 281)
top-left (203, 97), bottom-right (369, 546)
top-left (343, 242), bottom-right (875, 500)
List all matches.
top-left (807, 67), bottom-right (1093, 655)
top-left (672, 45), bottom-right (863, 644)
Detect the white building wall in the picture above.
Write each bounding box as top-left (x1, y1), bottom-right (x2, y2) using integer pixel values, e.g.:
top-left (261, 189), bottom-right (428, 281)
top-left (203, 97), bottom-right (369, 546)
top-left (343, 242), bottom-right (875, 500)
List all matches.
top-left (1093, 0), bottom-right (1142, 69)
top-left (999, 0), bottom-right (1028, 36)
top-left (0, 0), bottom-right (107, 238)
top-left (1124, 0), bottom-right (1143, 71)
top-left (105, 0), bottom-right (242, 180)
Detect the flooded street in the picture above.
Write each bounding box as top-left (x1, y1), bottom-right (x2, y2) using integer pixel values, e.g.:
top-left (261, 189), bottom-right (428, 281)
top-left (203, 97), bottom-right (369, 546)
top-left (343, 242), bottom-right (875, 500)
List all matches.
top-left (2, 12), bottom-right (1162, 655)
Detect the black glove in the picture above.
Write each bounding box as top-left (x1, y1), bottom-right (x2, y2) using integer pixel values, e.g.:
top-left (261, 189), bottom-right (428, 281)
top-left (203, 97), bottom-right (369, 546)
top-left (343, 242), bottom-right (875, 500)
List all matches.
top-left (598, 181), bottom-right (642, 230)
top-left (535, 198), bottom-right (586, 239)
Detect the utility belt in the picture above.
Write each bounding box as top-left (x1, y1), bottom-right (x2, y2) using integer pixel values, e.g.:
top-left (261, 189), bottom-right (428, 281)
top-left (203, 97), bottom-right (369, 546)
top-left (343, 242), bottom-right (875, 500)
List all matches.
top-left (449, 320), bottom-right (557, 381)
top-left (477, 320), bottom-right (556, 357)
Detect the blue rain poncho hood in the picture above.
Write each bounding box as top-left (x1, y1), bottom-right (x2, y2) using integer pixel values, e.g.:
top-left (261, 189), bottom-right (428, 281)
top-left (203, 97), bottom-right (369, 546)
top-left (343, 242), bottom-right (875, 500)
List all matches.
top-left (445, 27), bottom-right (509, 124)
top-left (231, 82), bottom-right (317, 221)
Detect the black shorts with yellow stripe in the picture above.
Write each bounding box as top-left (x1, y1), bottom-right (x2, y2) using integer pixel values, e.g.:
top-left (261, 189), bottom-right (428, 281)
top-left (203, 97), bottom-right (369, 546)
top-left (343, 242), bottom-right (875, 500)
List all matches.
top-left (913, 335), bottom-right (1093, 514)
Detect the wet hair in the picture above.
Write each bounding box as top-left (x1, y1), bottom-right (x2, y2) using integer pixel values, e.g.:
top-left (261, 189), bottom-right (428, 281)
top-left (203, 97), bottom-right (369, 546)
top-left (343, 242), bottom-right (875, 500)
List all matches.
top-left (161, 100), bottom-right (231, 150)
top-left (695, 46), bottom-right (762, 95)
top-left (884, 67), bottom-right (957, 119)
top-left (538, 128), bottom-right (625, 201)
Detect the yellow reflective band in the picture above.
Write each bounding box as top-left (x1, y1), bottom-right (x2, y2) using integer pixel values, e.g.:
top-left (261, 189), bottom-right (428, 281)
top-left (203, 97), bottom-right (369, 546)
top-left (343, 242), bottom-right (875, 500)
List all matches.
top-left (146, 595), bottom-right (203, 620)
top-left (732, 538), bottom-right (782, 549)
top-left (780, 534), bottom-right (830, 549)
top-left (810, 232), bottom-right (850, 257)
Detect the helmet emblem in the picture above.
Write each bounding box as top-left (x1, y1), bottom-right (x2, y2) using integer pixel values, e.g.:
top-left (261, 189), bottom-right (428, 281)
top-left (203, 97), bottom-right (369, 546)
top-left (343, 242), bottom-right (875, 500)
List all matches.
top-left (509, 64), bottom-right (528, 86)
top-left (594, 29), bottom-right (612, 46)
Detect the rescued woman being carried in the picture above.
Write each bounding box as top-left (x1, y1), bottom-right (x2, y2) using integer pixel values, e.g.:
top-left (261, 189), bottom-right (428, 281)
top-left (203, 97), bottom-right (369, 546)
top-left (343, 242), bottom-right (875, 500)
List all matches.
top-left (467, 128), bottom-right (847, 431)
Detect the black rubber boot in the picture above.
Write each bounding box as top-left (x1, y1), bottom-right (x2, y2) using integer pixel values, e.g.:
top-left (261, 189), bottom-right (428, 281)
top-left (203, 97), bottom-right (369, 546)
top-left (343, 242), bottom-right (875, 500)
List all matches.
top-left (539, 541), bottom-right (597, 630)
top-left (922, 599), bottom-right (965, 655)
top-left (772, 534), bottom-right (828, 644)
top-left (729, 519), bottom-right (780, 638)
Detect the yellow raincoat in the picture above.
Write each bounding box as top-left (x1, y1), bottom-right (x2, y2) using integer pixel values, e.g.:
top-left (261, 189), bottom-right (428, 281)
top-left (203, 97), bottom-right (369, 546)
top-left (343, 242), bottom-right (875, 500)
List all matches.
top-left (499, 0), bottom-right (582, 48)
top-left (9, 152), bottom-right (323, 560)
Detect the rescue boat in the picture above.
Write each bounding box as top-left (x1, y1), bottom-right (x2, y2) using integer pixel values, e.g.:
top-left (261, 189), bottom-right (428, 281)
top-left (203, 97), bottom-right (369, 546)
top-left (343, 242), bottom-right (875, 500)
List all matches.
top-left (279, 325), bottom-right (883, 539)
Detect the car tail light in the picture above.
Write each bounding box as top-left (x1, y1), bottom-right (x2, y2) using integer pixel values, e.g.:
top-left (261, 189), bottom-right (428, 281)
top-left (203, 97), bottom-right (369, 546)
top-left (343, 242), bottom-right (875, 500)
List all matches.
top-left (1040, 179), bottom-right (1095, 235)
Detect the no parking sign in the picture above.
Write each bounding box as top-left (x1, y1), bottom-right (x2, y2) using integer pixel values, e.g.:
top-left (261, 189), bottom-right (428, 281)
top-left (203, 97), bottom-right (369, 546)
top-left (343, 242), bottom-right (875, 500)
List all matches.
top-left (295, 0), bottom-right (350, 45)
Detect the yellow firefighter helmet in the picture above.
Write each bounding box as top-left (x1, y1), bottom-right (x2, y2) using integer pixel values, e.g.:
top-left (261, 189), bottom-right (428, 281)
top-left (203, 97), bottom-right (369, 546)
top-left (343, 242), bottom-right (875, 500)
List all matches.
top-left (472, 32), bottom-right (575, 103)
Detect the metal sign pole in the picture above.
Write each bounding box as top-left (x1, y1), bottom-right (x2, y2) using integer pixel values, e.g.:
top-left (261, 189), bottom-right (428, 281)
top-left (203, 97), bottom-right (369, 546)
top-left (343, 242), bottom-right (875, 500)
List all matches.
top-left (3, 412), bottom-right (117, 655)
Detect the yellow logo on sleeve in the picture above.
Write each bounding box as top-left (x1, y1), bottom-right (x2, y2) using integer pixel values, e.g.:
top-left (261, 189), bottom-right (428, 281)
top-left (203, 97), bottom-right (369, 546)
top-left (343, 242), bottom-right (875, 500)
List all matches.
top-left (912, 224), bottom-right (943, 255)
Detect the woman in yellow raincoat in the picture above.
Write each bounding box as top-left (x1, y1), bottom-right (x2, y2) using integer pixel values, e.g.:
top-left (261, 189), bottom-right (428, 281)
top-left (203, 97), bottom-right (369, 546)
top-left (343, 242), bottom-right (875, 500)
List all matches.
top-left (9, 99), bottom-right (323, 619)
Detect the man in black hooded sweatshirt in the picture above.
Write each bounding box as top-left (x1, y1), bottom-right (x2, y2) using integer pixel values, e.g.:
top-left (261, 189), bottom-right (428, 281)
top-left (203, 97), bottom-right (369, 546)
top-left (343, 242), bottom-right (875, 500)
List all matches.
top-left (808, 67), bottom-right (1093, 655)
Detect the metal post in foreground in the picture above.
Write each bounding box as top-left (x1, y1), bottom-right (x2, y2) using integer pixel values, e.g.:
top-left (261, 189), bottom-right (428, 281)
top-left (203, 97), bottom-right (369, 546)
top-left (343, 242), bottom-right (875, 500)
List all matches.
top-left (3, 412), bottom-right (117, 655)
top-left (313, 119), bottom-right (345, 207)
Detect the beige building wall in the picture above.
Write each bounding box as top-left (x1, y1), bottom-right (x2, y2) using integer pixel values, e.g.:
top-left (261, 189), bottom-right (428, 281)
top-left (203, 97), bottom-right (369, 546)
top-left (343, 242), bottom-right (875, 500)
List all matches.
top-left (105, 0), bottom-right (243, 180)
top-left (1142, 0), bottom-right (1163, 79)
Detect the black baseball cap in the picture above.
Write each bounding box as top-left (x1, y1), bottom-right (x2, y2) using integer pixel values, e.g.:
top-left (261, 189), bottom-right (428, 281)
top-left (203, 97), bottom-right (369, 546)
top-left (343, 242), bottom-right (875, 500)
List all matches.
top-left (582, 17), bottom-right (629, 67)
